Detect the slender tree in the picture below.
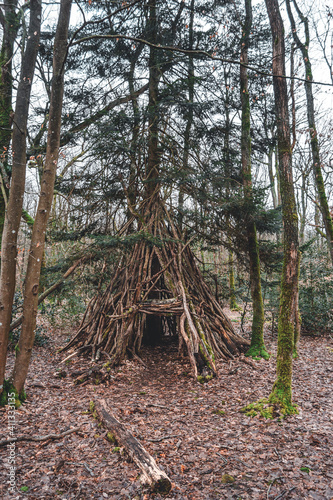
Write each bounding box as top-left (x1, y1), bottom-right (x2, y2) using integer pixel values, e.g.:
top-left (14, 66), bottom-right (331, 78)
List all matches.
top-left (265, 0), bottom-right (300, 413)
top-left (243, 0), bottom-right (300, 416)
top-left (0, 0), bottom-right (41, 400)
top-left (11, 0), bottom-right (72, 398)
top-left (285, 0), bottom-right (333, 264)
top-left (240, 0), bottom-right (269, 360)
top-left (0, 0), bottom-right (20, 242)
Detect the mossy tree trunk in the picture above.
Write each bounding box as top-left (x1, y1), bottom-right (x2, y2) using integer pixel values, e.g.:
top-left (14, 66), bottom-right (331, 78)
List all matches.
top-left (286, 0), bottom-right (333, 265)
top-left (228, 247), bottom-right (237, 310)
top-left (0, 0), bottom-right (41, 400)
top-left (223, 74), bottom-right (238, 311)
top-left (265, 0), bottom-right (300, 415)
top-left (11, 0), bottom-right (72, 398)
top-left (240, 0), bottom-right (268, 360)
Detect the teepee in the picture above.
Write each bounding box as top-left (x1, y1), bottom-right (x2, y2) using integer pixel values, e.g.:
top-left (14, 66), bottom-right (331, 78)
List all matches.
top-left (63, 198), bottom-right (249, 381)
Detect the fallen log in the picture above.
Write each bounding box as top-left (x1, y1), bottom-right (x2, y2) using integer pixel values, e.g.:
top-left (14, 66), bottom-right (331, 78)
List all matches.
top-left (94, 399), bottom-right (171, 495)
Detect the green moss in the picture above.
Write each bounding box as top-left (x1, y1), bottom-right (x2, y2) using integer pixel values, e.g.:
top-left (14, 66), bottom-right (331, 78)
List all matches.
top-left (106, 432), bottom-right (117, 443)
top-left (197, 374), bottom-right (213, 384)
top-left (112, 446), bottom-right (121, 453)
top-left (300, 466), bottom-right (311, 474)
top-left (246, 345), bottom-right (270, 360)
top-left (221, 474), bottom-right (235, 484)
top-left (268, 385), bottom-right (298, 417)
top-left (0, 380), bottom-right (25, 408)
top-left (240, 398), bottom-right (275, 419)
top-left (241, 393), bottom-right (298, 419)
top-left (212, 409), bottom-right (225, 416)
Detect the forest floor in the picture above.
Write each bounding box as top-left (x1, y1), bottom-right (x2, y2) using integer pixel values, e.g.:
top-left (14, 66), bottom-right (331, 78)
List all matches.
top-left (1, 311), bottom-right (333, 500)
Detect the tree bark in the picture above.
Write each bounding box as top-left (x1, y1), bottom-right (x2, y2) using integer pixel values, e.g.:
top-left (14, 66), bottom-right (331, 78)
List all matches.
top-left (0, 0), bottom-right (19, 243)
top-left (145, 0), bottom-right (160, 201)
top-left (178, 0), bottom-right (195, 231)
top-left (95, 399), bottom-right (172, 494)
top-left (265, 0), bottom-right (300, 414)
top-left (0, 0), bottom-right (41, 397)
top-left (11, 0), bottom-right (72, 397)
top-left (285, 0), bottom-right (333, 264)
top-left (240, 0), bottom-right (268, 360)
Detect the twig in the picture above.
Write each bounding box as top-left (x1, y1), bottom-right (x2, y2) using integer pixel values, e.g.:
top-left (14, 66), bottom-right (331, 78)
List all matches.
top-left (218, 453), bottom-right (229, 465)
top-left (231, 457), bottom-right (252, 468)
top-left (0, 427), bottom-right (80, 447)
top-left (228, 366), bottom-right (241, 375)
top-left (267, 476), bottom-right (283, 499)
top-left (273, 487), bottom-right (295, 500)
top-left (128, 348), bottom-right (147, 368)
top-left (146, 435), bottom-right (177, 443)
top-left (239, 355), bottom-right (257, 369)
top-left (146, 403), bottom-right (169, 409)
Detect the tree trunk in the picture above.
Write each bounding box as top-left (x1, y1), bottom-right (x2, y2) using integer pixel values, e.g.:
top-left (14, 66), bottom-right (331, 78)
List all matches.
top-left (228, 248), bottom-right (237, 310)
top-left (0, 0), bottom-right (19, 245)
top-left (286, 0), bottom-right (333, 264)
top-left (240, 0), bottom-right (268, 360)
top-left (0, 0), bottom-right (41, 398)
top-left (265, 0), bottom-right (300, 415)
top-left (11, 0), bottom-right (72, 398)
top-left (178, 0), bottom-right (195, 231)
top-left (145, 0), bottom-right (160, 201)
top-left (267, 147), bottom-right (278, 209)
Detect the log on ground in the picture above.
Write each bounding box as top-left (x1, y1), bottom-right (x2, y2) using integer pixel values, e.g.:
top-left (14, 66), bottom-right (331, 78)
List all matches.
top-left (94, 399), bottom-right (172, 494)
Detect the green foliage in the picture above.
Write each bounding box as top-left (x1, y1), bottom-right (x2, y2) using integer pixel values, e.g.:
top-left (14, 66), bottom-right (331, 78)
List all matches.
top-left (9, 325), bottom-right (49, 348)
top-left (298, 247), bottom-right (333, 334)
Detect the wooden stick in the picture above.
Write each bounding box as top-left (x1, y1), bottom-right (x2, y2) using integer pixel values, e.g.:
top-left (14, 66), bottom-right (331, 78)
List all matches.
top-left (0, 427), bottom-right (80, 447)
top-left (95, 399), bottom-right (172, 494)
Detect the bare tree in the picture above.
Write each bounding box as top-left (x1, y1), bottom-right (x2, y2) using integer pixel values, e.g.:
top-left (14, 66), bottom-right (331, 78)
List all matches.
top-left (240, 0), bottom-right (268, 360)
top-left (0, 0), bottom-right (41, 398)
top-left (286, 0), bottom-right (333, 264)
top-left (11, 0), bottom-right (72, 398)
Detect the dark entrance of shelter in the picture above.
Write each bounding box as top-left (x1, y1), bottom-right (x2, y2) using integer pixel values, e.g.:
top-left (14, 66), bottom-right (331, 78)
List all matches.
top-left (142, 310), bottom-right (178, 346)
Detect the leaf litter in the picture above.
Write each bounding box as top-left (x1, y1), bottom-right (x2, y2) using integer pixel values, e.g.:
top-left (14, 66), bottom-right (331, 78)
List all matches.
top-left (0, 316), bottom-right (332, 500)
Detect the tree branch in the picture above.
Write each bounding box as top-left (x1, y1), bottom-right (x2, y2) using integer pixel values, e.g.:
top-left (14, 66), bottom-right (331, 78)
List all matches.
top-left (0, 427), bottom-right (80, 447)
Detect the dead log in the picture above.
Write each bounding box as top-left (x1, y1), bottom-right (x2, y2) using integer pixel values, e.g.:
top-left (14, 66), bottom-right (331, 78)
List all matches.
top-left (95, 399), bottom-right (171, 495)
